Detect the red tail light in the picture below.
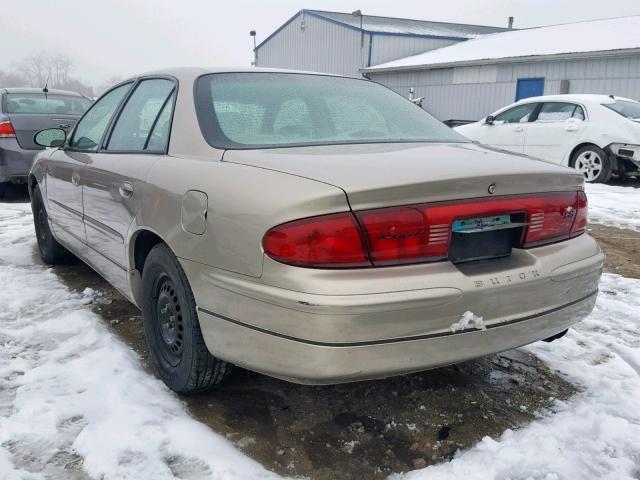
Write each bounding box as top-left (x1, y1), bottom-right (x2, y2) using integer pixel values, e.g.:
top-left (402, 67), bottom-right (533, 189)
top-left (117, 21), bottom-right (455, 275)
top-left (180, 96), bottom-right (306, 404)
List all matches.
top-left (0, 121), bottom-right (16, 138)
top-left (263, 191), bottom-right (588, 268)
top-left (521, 191), bottom-right (587, 246)
top-left (570, 191), bottom-right (588, 238)
top-left (262, 212), bottom-right (369, 268)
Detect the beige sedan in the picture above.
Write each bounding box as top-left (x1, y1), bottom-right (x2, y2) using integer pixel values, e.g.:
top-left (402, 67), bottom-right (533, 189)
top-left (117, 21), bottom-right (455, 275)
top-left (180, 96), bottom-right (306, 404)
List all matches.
top-left (29, 68), bottom-right (603, 394)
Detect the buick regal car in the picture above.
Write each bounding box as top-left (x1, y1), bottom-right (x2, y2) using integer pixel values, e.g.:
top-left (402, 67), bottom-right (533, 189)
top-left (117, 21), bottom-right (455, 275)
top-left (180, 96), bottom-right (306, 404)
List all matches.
top-left (0, 87), bottom-right (91, 197)
top-left (455, 94), bottom-right (640, 183)
top-left (29, 68), bottom-right (603, 394)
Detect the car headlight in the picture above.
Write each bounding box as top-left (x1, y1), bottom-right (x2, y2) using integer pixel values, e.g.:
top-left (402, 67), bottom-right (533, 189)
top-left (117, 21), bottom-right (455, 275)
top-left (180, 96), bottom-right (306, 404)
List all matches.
top-left (610, 143), bottom-right (640, 159)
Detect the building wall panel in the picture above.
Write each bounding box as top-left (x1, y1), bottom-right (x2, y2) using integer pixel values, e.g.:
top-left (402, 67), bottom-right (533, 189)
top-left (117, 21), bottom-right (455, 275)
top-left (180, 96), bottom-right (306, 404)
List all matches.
top-left (256, 13), bottom-right (366, 77)
top-left (257, 14), bottom-right (463, 76)
top-left (370, 54), bottom-right (640, 121)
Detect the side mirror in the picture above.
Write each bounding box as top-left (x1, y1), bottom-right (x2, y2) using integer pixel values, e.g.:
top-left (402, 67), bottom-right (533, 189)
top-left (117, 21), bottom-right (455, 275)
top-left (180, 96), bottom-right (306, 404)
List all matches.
top-left (34, 128), bottom-right (67, 148)
top-left (485, 115), bottom-right (495, 125)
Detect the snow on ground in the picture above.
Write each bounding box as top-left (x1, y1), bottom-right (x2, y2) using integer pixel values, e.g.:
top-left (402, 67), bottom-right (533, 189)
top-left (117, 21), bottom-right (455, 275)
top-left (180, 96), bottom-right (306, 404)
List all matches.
top-left (585, 183), bottom-right (640, 231)
top-left (396, 273), bottom-right (640, 479)
top-left (0, 203), bottom-right (278, 480)
top-left (1, 180), bottom-right (640, 479)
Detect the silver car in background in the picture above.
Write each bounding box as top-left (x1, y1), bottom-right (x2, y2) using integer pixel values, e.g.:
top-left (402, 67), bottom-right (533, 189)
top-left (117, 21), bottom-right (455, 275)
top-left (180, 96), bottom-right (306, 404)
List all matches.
top-left (0, 87), bottom-right (91, 197)
top-left (29, 68), bottom-right (603, 394)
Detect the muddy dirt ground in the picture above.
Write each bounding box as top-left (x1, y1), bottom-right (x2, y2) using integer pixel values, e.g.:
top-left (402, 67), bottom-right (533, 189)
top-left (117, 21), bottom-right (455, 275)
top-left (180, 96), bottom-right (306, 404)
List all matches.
top-left (4, 184), bottom-right (639, 479)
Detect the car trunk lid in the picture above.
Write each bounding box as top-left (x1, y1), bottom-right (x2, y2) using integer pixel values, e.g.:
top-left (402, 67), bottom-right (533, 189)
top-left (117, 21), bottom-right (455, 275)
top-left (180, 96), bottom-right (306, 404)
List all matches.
top-left (223, 142), bottom-right (584, 211)
top-left (7, 114), bottom-right (79, 150)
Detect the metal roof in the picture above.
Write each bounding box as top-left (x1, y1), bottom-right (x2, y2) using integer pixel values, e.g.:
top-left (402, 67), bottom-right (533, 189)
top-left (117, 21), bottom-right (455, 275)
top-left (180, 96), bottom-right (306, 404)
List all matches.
top-left (364, 15), bottom-right (640, 73)
top-left (256, 9), bottom-right (509, 50)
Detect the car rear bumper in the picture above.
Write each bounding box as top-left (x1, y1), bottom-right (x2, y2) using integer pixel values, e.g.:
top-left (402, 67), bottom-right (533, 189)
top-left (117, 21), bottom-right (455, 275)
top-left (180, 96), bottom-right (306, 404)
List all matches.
top-left (0, 139), bottom-right (39, 182)
top-left (182, 234), bottom-right (603, 384)
top-left (196, 291), bottom-right (596, 384)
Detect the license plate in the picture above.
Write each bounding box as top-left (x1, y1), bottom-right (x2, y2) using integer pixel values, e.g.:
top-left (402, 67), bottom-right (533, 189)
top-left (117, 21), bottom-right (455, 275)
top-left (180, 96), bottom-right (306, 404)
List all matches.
top-left (452, 215), bottom-right (512, 234)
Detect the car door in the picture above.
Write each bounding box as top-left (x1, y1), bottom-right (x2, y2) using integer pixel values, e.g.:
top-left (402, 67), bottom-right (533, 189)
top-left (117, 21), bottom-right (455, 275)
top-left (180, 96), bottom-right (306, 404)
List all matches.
top-left (477, 103), bottom-right (539, 154)
top-left (523, 102), bottom-right (587, 163)
top-left (82, 78), bottom-right (176, 277)
top-left (46, 83), bottom-right (132, 251)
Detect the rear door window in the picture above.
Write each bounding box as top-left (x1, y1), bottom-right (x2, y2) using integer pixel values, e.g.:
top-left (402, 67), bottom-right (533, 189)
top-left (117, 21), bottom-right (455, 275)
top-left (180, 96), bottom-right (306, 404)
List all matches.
top-left (536, 102), bottom-right (585, 122)
top-left (145, 93), bottom-right (175, 152)
top-left (107, 78), bottom-right (175, 152)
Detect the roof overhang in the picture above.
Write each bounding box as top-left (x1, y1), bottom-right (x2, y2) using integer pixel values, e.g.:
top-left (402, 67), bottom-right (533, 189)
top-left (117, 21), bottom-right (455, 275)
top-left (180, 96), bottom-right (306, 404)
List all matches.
top-left (363, 47), bottom-right (640, 74)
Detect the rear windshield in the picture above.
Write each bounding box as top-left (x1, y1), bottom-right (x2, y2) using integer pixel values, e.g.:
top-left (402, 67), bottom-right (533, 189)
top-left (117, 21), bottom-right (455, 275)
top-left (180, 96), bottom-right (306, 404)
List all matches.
top-left (4, 93), bottom-right (91, 115)
top-left (195, 73), bottom-right (467, 149)
top-left (602, 100), bottom-right (640, 120)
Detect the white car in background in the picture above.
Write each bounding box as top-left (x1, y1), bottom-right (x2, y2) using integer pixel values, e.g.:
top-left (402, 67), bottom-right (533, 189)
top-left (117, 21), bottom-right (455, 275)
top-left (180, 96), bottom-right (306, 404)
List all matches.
top-left (455, 94), bottom-right (640, 183)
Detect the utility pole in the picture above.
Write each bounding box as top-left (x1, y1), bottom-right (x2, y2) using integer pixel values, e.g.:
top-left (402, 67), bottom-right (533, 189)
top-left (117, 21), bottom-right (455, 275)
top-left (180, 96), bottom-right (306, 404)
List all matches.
top-left (250, 30), bottom-right (257, 66)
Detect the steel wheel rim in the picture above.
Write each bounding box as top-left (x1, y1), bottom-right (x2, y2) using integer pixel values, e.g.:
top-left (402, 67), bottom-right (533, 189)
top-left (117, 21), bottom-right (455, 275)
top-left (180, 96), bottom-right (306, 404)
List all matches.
top-left (575, 151), bottom-right (603, 182)
top-left (154, 274), bottom-right (184, 367)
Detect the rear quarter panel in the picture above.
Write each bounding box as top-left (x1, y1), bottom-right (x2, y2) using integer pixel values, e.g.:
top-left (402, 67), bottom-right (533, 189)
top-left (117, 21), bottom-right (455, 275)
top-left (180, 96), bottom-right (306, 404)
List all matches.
top-left (131, 156), bottom-right (350, 278)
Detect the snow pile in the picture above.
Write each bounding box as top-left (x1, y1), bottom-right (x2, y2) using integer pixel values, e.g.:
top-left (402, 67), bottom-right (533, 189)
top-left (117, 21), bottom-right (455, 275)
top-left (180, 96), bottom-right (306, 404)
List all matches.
top-left (585, 183), bottom-right (640, 231)
top-left (0, 203), bottom-right (277, 479)
top-left (449, 311), bottom-right (486, 333)
top-left (395, 273), bottom-right (640, 479)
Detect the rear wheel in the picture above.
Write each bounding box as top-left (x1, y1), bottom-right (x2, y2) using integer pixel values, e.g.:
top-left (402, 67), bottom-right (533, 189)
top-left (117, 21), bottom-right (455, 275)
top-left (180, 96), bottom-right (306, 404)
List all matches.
top-left (571, 145), bottom-right (612, 183)
top-left (141, 243), bottom-right (232, 394)
top-left (31, 185), bottom-right (74, 264)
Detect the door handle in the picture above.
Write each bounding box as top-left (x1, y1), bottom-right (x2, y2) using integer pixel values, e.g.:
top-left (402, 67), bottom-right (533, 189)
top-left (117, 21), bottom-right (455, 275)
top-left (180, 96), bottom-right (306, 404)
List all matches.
top-left (513, 126), bottom-right (524, 132)
top-left (119, 182), bottom-right (134, 198)
top-left (71, 172), bottom-right (80, 187)
top-left (58, 123), bottom-right (71, 129)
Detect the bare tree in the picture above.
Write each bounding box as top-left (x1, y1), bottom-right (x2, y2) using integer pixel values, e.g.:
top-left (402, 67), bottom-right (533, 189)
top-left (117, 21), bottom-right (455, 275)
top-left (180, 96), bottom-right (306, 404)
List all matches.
top-left (2, 51), bottom-right (97, 96)
top-left (16, 51), bottom-right (51, 87)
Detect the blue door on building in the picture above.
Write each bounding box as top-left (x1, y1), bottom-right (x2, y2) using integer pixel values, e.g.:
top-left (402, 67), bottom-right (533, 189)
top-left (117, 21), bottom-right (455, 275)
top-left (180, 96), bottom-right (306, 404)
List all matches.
top-left (515, 78), bottom-right (545, 101)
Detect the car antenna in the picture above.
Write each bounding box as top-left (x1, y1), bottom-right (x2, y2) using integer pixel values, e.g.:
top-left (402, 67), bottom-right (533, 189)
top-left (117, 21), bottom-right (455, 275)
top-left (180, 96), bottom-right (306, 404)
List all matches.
top-left (609, 94), bottom-right (615, 99)
top-left (43, 78), bottom-right (49, 100)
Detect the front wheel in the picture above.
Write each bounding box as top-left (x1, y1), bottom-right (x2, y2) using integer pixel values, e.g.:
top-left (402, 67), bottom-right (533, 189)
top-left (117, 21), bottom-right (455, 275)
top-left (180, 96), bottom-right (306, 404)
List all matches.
top-left (571, 145), bottom-right (612, 183)
top-left (141, 243), bottom-right (232, 394)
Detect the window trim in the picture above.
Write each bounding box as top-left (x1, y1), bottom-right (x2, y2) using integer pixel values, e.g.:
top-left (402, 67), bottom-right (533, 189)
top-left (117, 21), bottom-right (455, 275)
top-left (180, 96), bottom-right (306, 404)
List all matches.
top-left (101, 74), bottom-right (178, 155)
top-left (66, 81), bottom-right (135, 153)
top-left (143, 88), bottom-right (176, 151)
top-left (532, 102), bottom-right (588, 123)
top-left (194, 71), bottom-right (469, 151)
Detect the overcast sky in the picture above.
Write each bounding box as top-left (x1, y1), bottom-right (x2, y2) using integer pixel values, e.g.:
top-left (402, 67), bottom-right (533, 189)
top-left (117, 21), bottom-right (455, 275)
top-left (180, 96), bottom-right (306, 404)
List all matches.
top-left (3, 0), bottom-right (640, 85)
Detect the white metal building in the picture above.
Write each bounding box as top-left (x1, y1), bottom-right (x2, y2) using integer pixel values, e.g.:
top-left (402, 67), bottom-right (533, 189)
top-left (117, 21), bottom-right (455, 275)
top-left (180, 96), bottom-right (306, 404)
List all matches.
top-left (364, 15), bottom-right (640, 121)
top-left (255, 10), bottom-right (508, 78)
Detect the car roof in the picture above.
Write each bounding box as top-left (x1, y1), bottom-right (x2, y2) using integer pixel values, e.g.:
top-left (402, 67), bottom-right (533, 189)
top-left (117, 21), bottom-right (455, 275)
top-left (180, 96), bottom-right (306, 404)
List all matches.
top-left (515, 94), bottom-right (638, 105)
top-left (134, 66), bottom-right (357, 80)
top-left (0, 87), bottom-right (88, 97)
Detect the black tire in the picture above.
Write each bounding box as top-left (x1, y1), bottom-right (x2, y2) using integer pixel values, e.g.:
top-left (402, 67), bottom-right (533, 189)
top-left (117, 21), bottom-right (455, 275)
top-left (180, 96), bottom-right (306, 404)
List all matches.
top-left (31, 185), bottom-right (74, 265)
top-left (571, 145), bottom-right (613, 183)
top-left (0, 182), bottom-right (7, 199)
top-left (141, 243), bottom-right (232, 394)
